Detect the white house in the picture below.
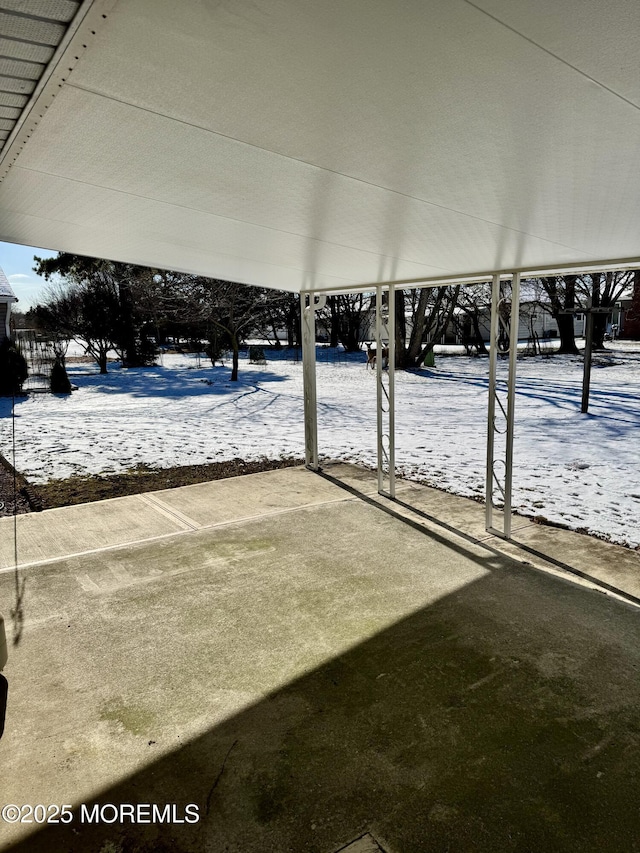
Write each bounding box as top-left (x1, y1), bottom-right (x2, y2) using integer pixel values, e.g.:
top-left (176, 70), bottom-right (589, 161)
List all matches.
top-left (0, 266), bottom-right (17, 342)
top-left (470, 301), bottom-right (587, 344)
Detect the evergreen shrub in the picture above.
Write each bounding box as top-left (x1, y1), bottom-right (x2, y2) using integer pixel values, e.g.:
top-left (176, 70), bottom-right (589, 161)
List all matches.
top-left (50, 357), bottom-right (72, 394)
top-left (0, 338), bottom-right (28, 396)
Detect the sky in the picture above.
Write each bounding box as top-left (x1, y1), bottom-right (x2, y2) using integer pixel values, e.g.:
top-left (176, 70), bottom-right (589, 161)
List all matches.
top-left (0, 241), bottom-right (56, 311)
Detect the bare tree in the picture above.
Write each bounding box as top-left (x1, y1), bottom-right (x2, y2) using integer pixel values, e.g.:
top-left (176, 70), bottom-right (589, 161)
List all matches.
top-left (317, 294), bottom-right (372, 351)
top-left (31, 253), bottom-right (300, 379)
top-left (396, 286), bottom-right (460, 368)
top-left (32, 254), bottom-right (157, 370)
top-left (454, 283), bottom-right (492, 355)
top-left (537, 275), bottom-right (579, 354)
top-left (177, 278), bottom-right (272, 380)
top-left (577, 272), bottom-right (631, 349)
top-left (30, 276), bottom-right (121, 374)
top-left (250, 290), bottom-right (301, 349)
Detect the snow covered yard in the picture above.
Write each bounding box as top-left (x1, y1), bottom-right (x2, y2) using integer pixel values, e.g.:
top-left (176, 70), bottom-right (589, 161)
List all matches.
top-left (1, 343), bottom-right (638, 549)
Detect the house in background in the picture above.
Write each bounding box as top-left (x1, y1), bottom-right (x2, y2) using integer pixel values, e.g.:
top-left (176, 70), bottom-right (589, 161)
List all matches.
top-left (0, 266), bottom-right (17, 342)
top-left (620, 283), bottom-right (640, 339)
top-left (470, 301), bottom-right (587, 344)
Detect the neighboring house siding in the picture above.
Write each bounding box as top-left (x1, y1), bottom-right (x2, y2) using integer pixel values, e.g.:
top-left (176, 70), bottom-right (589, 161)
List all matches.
top-left (0, 265), bottom-right (18, 340)
top-left (0, 302), bottom-right (7, 341)
top-left (622, 292), bottom-right (640, 339)
top-left (474, 304), bottom-right (584, 343)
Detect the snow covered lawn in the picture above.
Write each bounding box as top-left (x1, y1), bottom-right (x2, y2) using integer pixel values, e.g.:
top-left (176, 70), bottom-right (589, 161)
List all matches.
top-left (1, 343), bottom-right (639, 549)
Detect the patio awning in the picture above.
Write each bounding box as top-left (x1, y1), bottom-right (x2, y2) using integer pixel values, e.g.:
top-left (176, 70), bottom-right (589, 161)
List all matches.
top-left (0, 0), bottom-right (639, 293)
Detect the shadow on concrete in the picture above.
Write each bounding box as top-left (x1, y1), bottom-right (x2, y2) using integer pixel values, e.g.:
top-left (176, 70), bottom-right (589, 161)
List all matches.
top-left (5, 534), bottom-right (640, 851)
top-left (0, 674), bottom-right (6, 741)
top-left (389, 494), bottom-right (640, 610)
top-left (320, 468), bottom-right (640, 610)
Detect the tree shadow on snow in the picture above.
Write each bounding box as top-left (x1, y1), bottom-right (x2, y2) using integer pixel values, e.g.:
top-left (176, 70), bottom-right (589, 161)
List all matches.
top-left (66, 367), bottom-right (288, 401)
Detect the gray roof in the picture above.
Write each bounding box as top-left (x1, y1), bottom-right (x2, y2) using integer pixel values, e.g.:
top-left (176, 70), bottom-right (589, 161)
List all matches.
top-left (0, 266), bottom-right (17, 301)
top-left (0, 1), bottom-right (82, 160)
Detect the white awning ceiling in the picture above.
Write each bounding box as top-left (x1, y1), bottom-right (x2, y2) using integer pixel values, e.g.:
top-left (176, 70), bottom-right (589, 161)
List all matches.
top-left (0, 0), bottom-right (639, 293)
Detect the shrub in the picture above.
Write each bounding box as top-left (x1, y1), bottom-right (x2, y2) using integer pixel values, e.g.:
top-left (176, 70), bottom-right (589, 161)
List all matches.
top-left (50, 357), bottom-right (72, 394)
top-left (136, 336), bottom-right (158, 366)
top-left (248, 345), bottom-right (266, 364)
top-left (0, 338), bottom-right (28, 396)
top-left (206, 329), bottom-right (231, 365)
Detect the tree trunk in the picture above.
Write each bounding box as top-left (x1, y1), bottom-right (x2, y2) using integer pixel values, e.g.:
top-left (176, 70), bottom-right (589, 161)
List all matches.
top-left (556, 313), bottom-right (578, 353)
top-left (328, 297), bottom-right (340, 348)
top-left (592, 314), bottom-right (608, 350)
top-left (231, 335), bottom-right (239, 381)
top-left (119, 282), bottom-right (138, 366)
top-left (590, 274), bottom-right (607, 350)
top-left (88, 341), bottom-right (110, 374)
top-left (394, 289), bottom-right (408, 367)
top-left (286, 299), bottom-right (299, 347)
top-left (556, 274), bottom-right (579, 354)
top-left (405, 288), bottom-right (431, 365)
top-left (335, 296), bottom-right (364, 352)
top-left (471, 311), bottom-right (488, 354)
top-left (417, 285), bottom-right (460, 364)
top-left (340, 316), bottom-right (361, 352)
top-left (270, 316), bottom-right (282, 349)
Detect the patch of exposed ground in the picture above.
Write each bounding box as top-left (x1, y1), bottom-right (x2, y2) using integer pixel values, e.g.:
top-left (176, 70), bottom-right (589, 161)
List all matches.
top-left (0, 457), bottom-right (303, 513)
top-left (0, 453), bottom-right (34, 516)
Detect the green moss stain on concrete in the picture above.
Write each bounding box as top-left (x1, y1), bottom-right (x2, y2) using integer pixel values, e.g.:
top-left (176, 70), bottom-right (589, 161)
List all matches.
top-left (100, 698), bottom-right (156, 736)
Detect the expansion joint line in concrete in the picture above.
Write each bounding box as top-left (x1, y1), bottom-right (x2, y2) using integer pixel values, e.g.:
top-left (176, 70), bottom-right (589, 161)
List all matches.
top-left (0, 494), bottom-right (352, 573)
top-left (136, 493), bottom-right (201, 530)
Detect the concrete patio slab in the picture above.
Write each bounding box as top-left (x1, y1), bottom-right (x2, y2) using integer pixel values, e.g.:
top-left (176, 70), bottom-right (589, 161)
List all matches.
top-left (337, 834), bottom-right (387, 853)
top-left (320, 463), bottom-right (640, 605)
top-left (508, 521), bottom-right (640, 601)
top-left (151, 465), bottom-right (349, 528)
top-left (0, 494), bottom-right (188, 569)
top-left (0, 464), bottom-right (639, 852)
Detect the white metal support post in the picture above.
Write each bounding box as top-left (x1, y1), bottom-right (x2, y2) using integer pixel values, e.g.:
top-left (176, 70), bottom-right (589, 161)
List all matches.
top-left (301, 292), bottom-right (325, 470)
top-left (485, 272), bottom-right (520, 538)
top-left (485, 273), bottom-right (500, 531)
top-left (375, 285), bottom-right (396, 497)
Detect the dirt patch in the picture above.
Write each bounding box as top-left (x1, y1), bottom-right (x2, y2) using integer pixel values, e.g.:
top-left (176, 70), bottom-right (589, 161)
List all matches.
top-left (0, 454), bottom-right (35, 517)
top-left (20, 457), bottom-right (304, 511)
